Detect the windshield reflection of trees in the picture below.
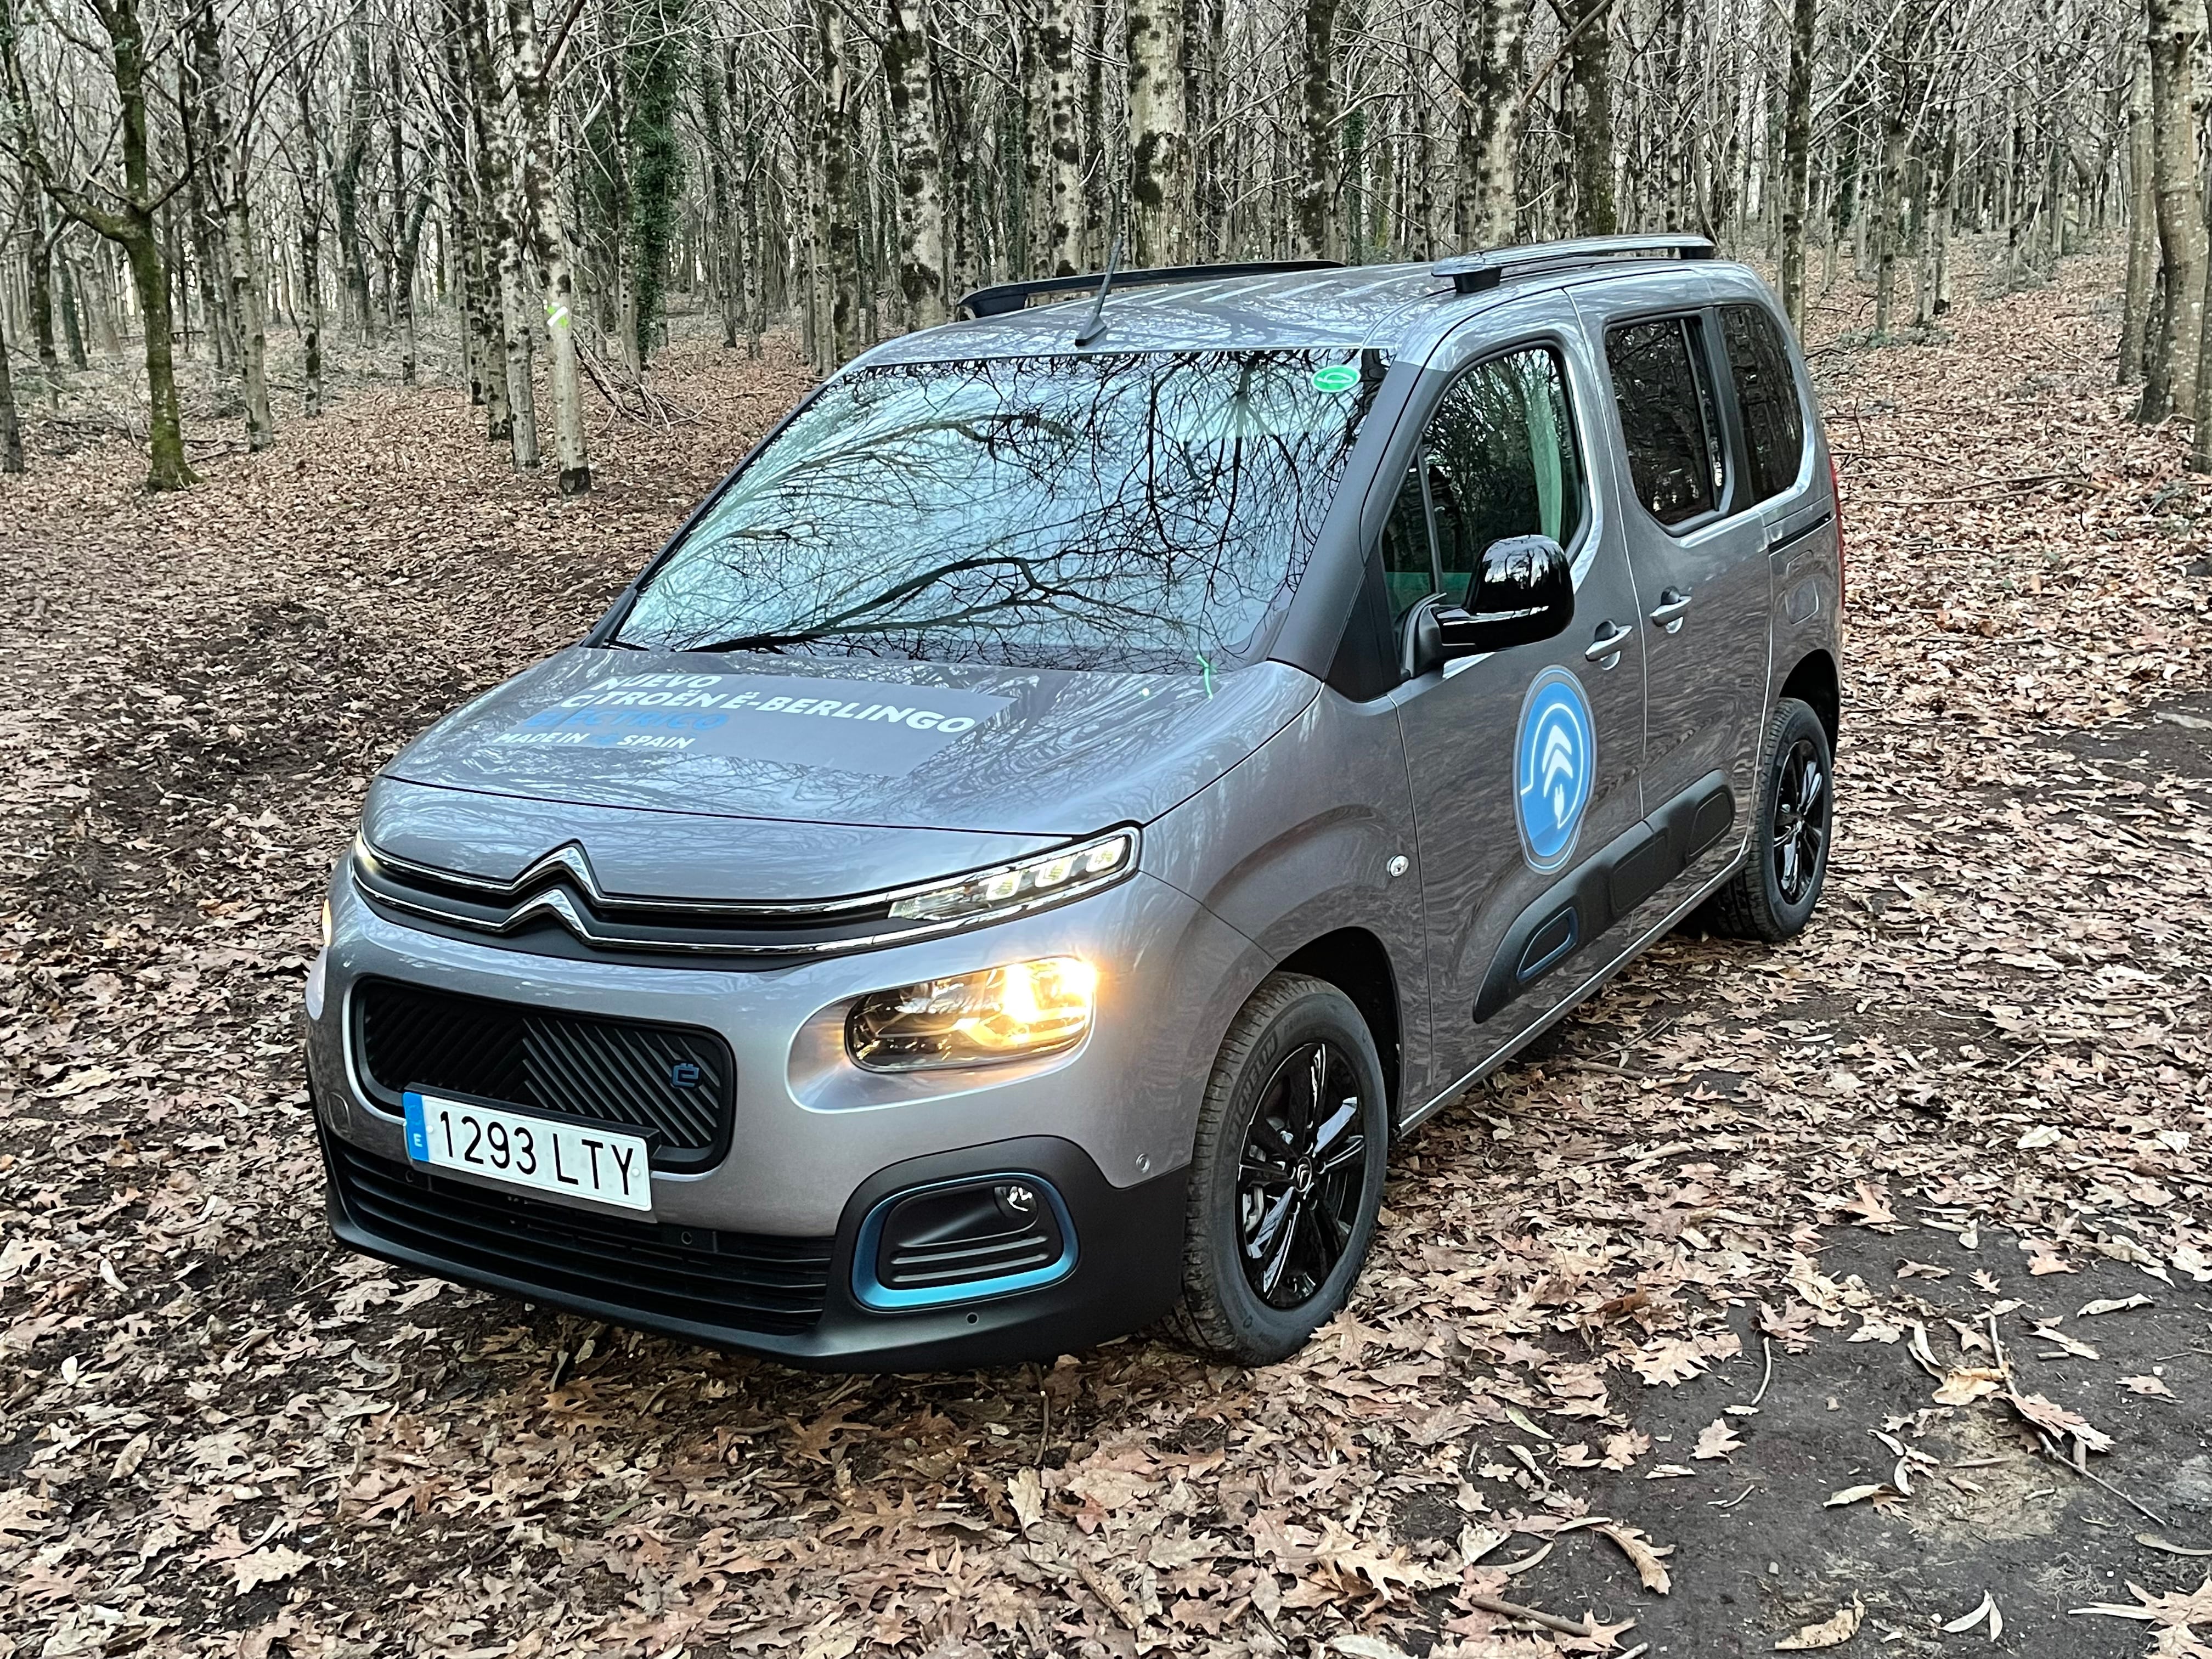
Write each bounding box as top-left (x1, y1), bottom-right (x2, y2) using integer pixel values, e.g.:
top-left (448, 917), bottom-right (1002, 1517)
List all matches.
top-left (620, 351), bottom-right (1376, 674)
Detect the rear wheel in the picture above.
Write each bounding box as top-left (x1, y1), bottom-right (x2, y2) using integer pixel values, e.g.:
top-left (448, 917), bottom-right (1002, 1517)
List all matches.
top-left (1172, 973), bottom-right (1388, 1365)
top-left (1706, 697), bottom-right (1833, 941)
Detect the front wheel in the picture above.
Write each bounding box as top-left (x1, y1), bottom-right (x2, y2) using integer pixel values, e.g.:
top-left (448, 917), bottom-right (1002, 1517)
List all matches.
top-left (1706, 696), bottom-right (1833, 942)
top-left (1171, 973), bottom-right (1389, 1365)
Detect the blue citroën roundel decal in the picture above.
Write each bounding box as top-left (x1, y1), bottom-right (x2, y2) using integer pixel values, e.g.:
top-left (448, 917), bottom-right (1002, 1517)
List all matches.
top-left (1515, 667), bottom-right (1596, 872)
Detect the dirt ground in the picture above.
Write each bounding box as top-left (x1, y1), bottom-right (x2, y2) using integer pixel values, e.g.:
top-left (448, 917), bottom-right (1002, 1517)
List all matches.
top-left (3, 246), bottom-right (2211, 1659)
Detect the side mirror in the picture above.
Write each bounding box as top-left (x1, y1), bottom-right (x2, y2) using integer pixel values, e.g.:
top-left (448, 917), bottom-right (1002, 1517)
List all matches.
top-left (1404, 535), bottom-right (1576, 676)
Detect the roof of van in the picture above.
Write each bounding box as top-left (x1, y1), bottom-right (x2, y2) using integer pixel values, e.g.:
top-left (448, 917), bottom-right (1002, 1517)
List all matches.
top-left (854, 253), bottom-right (1764, 368)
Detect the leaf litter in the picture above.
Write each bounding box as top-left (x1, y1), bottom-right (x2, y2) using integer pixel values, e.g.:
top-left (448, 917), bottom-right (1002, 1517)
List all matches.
top-left (0, 250), bottom-right (2208, 1656)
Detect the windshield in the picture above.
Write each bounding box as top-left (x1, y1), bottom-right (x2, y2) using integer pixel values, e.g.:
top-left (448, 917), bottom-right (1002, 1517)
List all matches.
top-left (616, 349), bottom-right (1383, 673)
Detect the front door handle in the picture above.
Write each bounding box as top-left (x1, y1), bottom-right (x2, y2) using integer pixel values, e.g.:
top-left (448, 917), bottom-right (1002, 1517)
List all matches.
top-left (1649, 588), bottom-right (1694, 632)
top-left (1584, 622), bottom-right (1633, 664)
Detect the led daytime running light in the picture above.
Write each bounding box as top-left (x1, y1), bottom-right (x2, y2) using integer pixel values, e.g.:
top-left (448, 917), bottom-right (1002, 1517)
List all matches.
top-left (888, 830), bottom-right (1136, 924)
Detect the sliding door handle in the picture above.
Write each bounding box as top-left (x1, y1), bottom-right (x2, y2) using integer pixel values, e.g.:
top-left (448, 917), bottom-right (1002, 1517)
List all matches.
top-left (1649, 588), bottom-right (1694, 632)
top-left (1584, 622), bottom-right (1633, 664)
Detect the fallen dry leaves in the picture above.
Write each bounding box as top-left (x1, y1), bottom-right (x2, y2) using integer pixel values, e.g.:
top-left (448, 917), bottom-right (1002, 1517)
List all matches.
top-left (0, 247), bottom-right (2208, 1656)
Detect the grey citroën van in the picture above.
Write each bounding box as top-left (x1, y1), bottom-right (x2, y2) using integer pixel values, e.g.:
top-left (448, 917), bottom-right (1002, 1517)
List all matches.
top-left (306, 234), bottom-right (1842, 1367)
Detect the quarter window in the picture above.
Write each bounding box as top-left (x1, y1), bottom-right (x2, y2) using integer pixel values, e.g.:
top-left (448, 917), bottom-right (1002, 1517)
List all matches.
top-left (1722, 304), bottom-right (1807, 503)
top-left (1606, 317), bottom-right (1724, 527)
top-left (1379, 466), bottom-right (1434, 628)
top-left (1423, 348), bottom-right (1586, 606)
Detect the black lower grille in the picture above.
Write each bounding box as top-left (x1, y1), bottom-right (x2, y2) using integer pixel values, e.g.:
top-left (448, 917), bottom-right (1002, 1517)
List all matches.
top-left (352, 979), bottom-right (733, 1171)
top-left (324, 1136), bottom-right (833, 1335)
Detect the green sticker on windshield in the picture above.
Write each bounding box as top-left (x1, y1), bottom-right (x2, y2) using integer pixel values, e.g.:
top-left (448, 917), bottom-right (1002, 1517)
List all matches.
top-left (1311, 363), bottom-right (1359, 393)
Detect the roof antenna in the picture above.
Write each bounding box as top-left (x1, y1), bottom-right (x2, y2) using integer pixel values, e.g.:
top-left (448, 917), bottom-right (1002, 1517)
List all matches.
top-left (1075, 231), bottom-right (1123, 347)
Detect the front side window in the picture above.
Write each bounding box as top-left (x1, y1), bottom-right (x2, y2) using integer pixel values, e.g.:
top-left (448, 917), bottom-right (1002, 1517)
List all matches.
top-left (1606, 317), bottom-right (1724, 527)
top-left (617, 349), bottom-right (1382, 674)
top-left (1424, 347), bottom-right (1586, 604)
top-left (1722, 304), bottom-right (1807, 503)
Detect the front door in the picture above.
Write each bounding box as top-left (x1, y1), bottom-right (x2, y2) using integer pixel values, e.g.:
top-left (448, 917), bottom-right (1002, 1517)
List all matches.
top-left (1583, 296), bottom-right (1774, 886)
top-left (1389, 298), bottom-right (1649, 1094)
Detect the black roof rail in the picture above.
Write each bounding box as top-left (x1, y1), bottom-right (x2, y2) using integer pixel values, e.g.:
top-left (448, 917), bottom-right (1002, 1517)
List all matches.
top-left (958, 259), bottom-right (1344, 320)
top-left (1432, 234), bottom-right (1717, 296)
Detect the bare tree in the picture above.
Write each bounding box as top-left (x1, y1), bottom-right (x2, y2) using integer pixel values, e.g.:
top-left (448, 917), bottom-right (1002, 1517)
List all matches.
top-left (1, 0), bottom-right (193, 488)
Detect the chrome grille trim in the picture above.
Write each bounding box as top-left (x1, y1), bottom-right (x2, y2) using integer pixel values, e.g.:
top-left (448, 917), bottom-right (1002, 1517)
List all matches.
top-left (350, 828), bottom-right (1138, 960)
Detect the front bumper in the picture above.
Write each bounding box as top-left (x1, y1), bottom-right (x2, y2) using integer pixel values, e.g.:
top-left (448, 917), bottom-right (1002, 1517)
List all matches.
top-left (306, 860), bottom-right (1256, 1369)
top-left (318, 1111), bottom-right (1189, 1369)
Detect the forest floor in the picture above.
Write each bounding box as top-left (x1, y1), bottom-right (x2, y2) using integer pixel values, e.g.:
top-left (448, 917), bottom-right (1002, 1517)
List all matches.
top-left (2, 245), bottom-right (2210, 1659)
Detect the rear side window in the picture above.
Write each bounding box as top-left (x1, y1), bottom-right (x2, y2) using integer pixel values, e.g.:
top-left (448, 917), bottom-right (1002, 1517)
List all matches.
top-left (1722, 304), bottom-right (1807, 503)
top-left (1606, 317), bottom-right (1724, 527)
top-left (1424, 347), bottom-right (1585, 605)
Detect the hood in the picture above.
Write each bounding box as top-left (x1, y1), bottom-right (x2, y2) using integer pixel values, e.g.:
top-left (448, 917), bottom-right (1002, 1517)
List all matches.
top-left (380, 647), bottom-right (1320, 840)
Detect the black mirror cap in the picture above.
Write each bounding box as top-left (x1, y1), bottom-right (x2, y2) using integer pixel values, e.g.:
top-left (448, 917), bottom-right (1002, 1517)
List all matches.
top-left (1408, 535), bottom-right (1575, 673)
top-left (1466, 534), bottom-right (1573, 649)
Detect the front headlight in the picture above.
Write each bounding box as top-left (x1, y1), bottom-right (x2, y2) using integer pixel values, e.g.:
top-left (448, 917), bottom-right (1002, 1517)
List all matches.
top-left (887, 829), bottom-right (1136, 926)
top-left (846, 956), bottom-right (1098, 1071)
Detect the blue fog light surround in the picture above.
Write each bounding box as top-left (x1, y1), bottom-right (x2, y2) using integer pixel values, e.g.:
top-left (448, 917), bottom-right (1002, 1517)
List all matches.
top-left (852, 1174), bottom-right (1079, 1312)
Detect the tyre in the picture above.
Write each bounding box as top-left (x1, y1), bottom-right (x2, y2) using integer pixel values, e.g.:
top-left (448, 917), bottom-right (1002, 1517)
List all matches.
top-left (1706, 697), bottom-right (1833, 942)
top-left (1172, 973), bottom-right (1389, 1365)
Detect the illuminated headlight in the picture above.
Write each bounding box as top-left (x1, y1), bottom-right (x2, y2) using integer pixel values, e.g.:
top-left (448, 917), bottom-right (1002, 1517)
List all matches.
top-left (888, 829), bottom-right (1136, 926)
top-left (320, 897), bottom-right (334, 947)
top-left (846, 957), bottom-right (1098, 1072)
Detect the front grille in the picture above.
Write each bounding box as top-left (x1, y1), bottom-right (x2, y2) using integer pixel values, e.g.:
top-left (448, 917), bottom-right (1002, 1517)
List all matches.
top-left (325, 1136), bottom-right (833, 1335)
top-left (352, 979), bottom-right (733, 1171)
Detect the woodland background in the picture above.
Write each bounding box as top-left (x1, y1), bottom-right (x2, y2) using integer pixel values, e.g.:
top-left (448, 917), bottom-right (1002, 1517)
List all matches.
top-left (0, 0), bottom-right (2182, 493)
top-left (3, 0), bottom-right (2212, 1656)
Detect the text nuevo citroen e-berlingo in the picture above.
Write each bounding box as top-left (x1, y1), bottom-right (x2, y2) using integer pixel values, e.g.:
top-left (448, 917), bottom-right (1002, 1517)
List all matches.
top-left (306, 233), bottom-right (1842, 1368)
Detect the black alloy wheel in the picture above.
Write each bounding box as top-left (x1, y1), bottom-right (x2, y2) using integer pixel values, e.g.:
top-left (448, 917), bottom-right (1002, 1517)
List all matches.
top-left (1235, 1040), bottom-right (1368, 1309)
top-left (1173, 972), bottom-right (1389, 1365)
top-left (1706, 695), bottom-right (1835, 943)
top-left (1771, 735), bottom-right (1829, 906)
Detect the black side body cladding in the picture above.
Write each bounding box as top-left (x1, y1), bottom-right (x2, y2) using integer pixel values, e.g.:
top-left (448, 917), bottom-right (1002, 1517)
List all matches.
top-left (1472, 770), bottom-right (1736, 1022)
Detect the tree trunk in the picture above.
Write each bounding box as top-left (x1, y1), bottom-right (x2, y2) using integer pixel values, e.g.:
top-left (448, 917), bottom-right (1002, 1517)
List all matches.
top-left (505, 0), bottom-right (590, 491)
top-left (2142, 0), bottom-right (2203, 422)
top-left (58, 249), bottom-right (89, 368)
top-left (2120, 49), bottom-right (2155, 385)
top-left (1779, 0), bottom-right (1814, 326)
top-left (1874, 101), bottom-right (1905, 337)
top-left (1457, 0), bottom-right (1528, 249)
top-left (458, 0), bottom-right (532, 456)
top-left (885, 0), bottom-right (948, 323)
top-left (192, 3), bottom-right (272, 449)
top-left (0, 296), bottom-right (21, 472)
top-left (1126, 0), bottom-right (1189, 265)
top-left (1082, 0), bottom-right (1107, 261)
top-left (24, 174), bottom-right (59, 369)
top-left (807, 0), bottom-right (862, 364)
top-left (336, 7), bottom-right (377, 338)
top-left (626, 0), bottom-right (686, 367)
top-left (1290, 0), bottom-right (1338, 260)
top-left (701, 43), bottom-right (740, 347)
top-left (280, 9), bottom-right (328, 416)
top-left (1561, 0), bottom-right (1616, 236)
top-left (1040, 0), bottom-right (1085, 276)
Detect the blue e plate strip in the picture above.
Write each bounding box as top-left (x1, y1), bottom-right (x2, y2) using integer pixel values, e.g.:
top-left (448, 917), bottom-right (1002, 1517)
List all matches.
top-left (851, 1175), bottom-right (1079, 1312)
top-left (402, 1090), bottom-right (431, 1161)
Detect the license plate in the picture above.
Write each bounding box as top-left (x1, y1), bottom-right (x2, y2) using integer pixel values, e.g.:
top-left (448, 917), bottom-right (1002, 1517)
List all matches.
top-left (403, 1090), bottom-right (653, 1212)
